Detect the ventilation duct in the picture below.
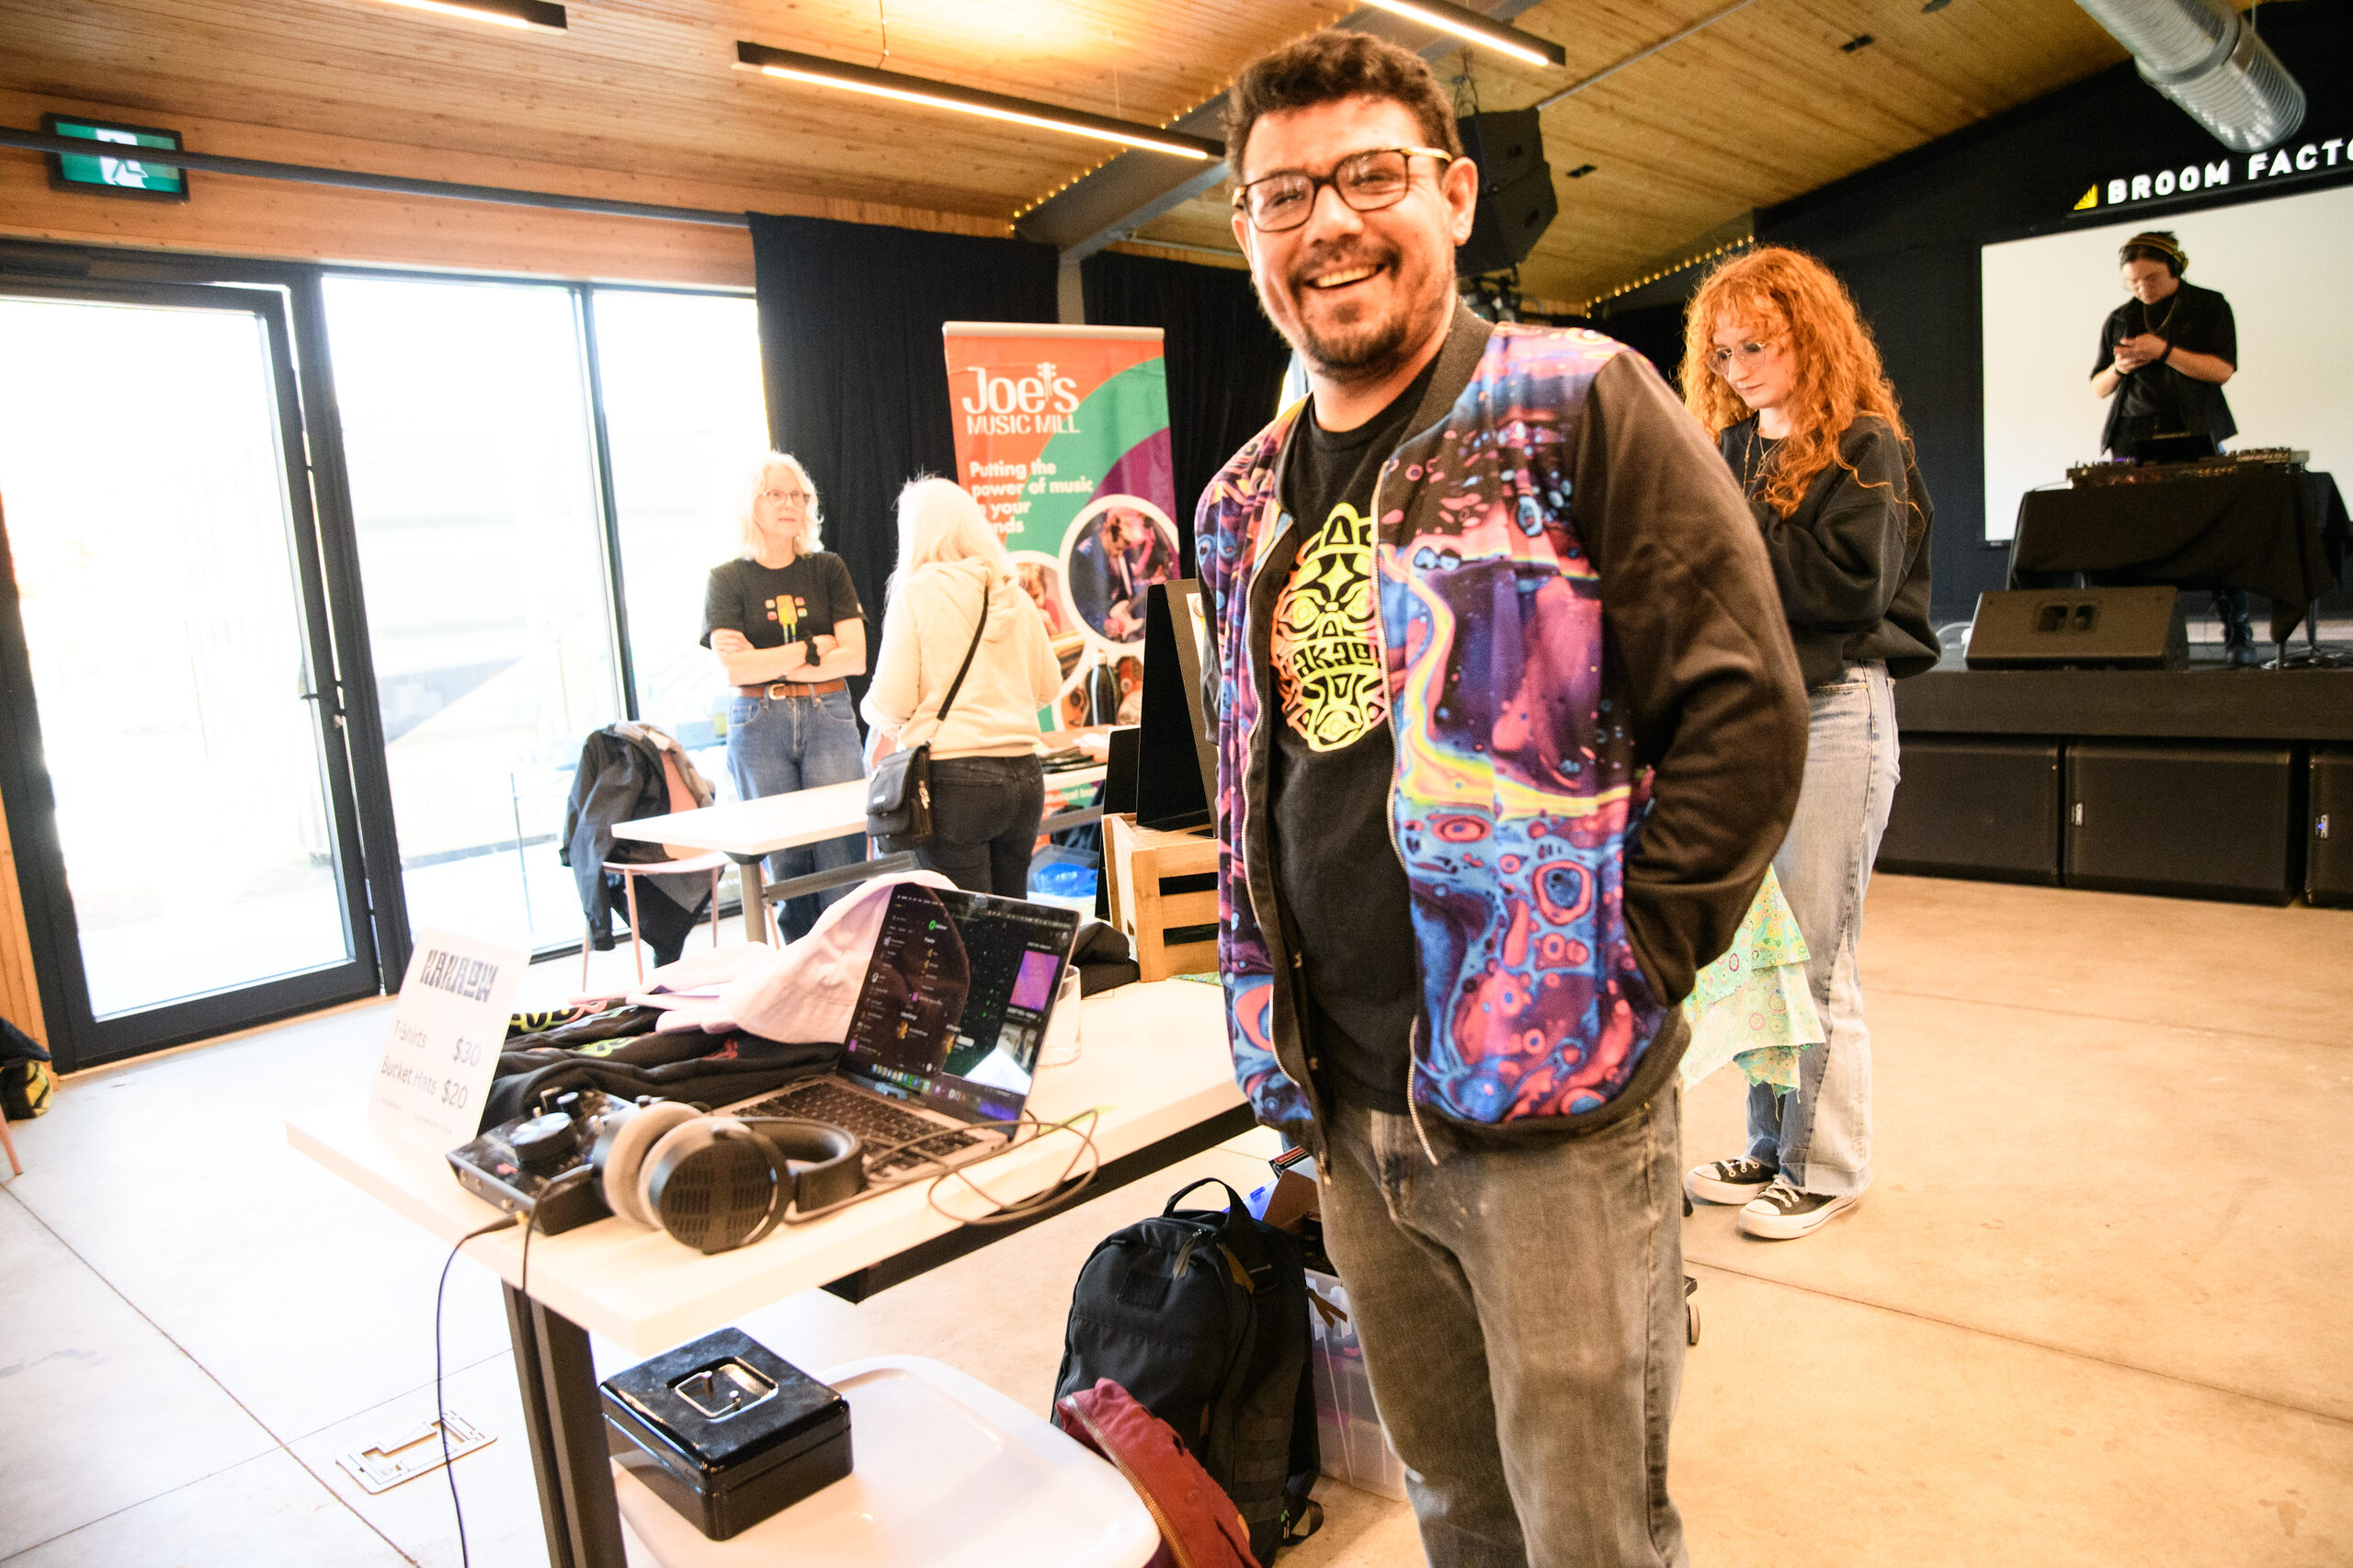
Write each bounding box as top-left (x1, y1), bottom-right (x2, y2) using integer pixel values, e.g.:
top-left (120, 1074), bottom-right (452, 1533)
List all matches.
top-left (2073, 0), bottom-right (2303, 152)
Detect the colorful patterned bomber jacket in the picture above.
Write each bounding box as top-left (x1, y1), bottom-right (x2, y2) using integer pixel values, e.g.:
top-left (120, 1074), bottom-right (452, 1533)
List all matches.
top-left (1199, 309), bottom-right (1808, 1143)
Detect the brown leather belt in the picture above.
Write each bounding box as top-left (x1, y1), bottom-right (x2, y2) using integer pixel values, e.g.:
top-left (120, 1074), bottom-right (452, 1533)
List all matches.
top-left (738, 678), bottom-right (847, 698)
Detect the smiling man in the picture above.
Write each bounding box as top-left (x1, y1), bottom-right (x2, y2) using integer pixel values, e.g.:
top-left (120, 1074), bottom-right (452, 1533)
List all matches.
top-left (1197, 32), bottom-right (1810, 1567)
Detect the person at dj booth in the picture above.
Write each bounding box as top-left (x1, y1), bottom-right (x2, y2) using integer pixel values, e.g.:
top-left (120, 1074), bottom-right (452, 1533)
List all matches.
top-left (2089, 230), bottom-right (2256, 659)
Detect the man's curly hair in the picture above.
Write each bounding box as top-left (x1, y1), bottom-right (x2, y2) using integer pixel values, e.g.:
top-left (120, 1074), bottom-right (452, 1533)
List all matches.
top-left (1223, 31), bottom-right (1461, 183)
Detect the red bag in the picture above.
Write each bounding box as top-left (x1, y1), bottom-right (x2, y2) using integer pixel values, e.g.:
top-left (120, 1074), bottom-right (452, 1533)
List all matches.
top-left (1054, 1378), bottom-right (1261, 1568)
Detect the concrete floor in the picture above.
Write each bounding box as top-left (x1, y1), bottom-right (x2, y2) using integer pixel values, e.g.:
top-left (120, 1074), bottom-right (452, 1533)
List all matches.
top-left (1, 875), bottom-right (2347, 1566)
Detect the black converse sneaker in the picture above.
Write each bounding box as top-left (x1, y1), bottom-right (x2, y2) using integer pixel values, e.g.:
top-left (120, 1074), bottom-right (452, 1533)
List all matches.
top-left (1736, 1180), bottom-right (1860, 1240)
top-left (1685, 1157), bottom-right (1776, 1205)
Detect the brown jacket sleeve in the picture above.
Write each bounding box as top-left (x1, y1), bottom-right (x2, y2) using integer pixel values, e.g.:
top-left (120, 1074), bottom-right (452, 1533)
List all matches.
top-left (1571, 351), bottom-right (1810, 1002)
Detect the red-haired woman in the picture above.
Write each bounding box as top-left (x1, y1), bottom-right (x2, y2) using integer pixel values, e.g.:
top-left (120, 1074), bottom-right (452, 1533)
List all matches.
top-left (1677, 245), bottom-right (1938, 1241)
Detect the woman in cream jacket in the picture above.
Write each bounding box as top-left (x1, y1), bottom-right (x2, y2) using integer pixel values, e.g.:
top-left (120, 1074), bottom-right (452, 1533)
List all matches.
top-left (862, 478), bottom-right (1061, 896)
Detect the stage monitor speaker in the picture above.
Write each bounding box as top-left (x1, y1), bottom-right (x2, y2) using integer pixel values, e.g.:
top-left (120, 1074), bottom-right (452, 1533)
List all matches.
top-left (1876, 735), bottom-right (2062, 885)
top-left (2309, 744), bottom-right (2353, 907)
top-left (2065, 741), bottom-right (2301, 904)
top-left (1455, 109), bottom-right (1556, 278)
top-left (1963, 586), bottom-right (2188, 671)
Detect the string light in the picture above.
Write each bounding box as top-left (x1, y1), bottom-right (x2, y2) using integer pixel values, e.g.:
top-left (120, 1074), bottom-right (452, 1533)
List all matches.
top-left (1582, 235), bottom-right (1754, 312)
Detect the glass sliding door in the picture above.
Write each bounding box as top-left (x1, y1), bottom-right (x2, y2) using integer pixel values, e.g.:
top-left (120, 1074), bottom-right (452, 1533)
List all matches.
top-left (321, 276), bottom-right (624, 953)
top-left (0, 280), bottom-right (379, 1068)
top-left (591, 288), bottom-right (769, 792)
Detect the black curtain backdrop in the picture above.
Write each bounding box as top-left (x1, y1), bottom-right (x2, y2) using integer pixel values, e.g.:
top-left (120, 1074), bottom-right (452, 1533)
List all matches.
top-left (748, 214), bottom-right (1059, 652)
top-left (1080, 251), bottom-right (1293, 573)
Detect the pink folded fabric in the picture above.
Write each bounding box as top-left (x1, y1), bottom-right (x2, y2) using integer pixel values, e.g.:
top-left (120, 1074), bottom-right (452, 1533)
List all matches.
top-left (652, 871), bottom-right (959, 1042)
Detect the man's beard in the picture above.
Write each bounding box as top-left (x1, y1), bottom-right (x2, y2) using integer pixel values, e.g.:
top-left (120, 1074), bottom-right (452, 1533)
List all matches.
top-left (1275, 241), bottom-right (1447, 386)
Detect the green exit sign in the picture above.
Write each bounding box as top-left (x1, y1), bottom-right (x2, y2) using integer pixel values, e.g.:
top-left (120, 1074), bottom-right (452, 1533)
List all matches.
top-left (43, 113), bottom-right (190, 201)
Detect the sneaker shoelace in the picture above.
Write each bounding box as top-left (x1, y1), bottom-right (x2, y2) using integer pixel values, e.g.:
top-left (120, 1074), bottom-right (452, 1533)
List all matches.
top-left (1756, 1180), bottom-right (1806, 1211)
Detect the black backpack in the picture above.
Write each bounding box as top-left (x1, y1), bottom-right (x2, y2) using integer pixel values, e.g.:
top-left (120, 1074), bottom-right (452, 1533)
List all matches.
top-left (1054, 1178), bottom-right (1319, 1564)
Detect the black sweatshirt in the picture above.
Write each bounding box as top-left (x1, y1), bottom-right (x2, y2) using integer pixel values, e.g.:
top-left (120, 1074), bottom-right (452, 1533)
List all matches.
top-left (1721, 415), bottom-right (1938, 691)
top-left (1569, 354), bottom-right (1810, 1004)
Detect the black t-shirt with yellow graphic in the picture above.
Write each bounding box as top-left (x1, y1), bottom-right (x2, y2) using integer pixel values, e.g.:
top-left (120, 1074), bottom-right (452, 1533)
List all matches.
top-left (700, 552), bottom-right (864, 664)
top-left (1268, 358), bottom-right (1437, 1114)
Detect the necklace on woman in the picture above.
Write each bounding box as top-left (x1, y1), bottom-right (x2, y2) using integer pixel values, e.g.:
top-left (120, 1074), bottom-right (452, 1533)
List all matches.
top-left (1742, 426), bottom-right (1774, 494)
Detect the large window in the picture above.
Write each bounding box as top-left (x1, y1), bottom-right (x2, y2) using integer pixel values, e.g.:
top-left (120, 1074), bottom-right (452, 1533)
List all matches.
top-left (593, 289), bottom-right (770, 749)
top-left (0, 294), bottom-right (355, 1018)
top-left (326, 277), bottom-right (621, 950)
top-left (320, 275), bottom-right (766, 955)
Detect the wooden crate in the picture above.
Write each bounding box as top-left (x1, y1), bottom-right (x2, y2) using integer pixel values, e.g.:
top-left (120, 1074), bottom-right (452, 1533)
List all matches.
top-left (1104, 814), bottom-right (1220, 982)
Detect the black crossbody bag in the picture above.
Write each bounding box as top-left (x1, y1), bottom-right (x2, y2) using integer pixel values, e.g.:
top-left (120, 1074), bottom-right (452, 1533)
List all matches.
top-left (866, 577), bottom-right (990, 851)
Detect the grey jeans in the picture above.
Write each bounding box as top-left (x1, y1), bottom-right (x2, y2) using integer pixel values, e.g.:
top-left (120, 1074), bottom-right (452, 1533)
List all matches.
top-left (1745, 659), bottom-right (1900, 1197)
top-left (1318, 1088), bottom-right (1688, 1568)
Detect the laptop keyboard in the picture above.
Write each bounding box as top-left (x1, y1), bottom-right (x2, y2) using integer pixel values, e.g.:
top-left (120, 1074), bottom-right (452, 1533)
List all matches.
top-left (740, 1079), bottom-right (983, 1175)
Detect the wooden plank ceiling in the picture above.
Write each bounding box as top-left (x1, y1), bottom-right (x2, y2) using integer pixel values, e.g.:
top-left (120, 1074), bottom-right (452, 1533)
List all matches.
top-left (1131, 0), bottom-right (2130, 304)
top-left (0, 0), bottom-right (2126, 302)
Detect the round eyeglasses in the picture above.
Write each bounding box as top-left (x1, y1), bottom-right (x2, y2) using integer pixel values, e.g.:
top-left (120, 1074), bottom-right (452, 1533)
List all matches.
top-left (1233, 146), bottom-right (1455, 233)
top-left (1704, 340), bottom-right (1780, 375)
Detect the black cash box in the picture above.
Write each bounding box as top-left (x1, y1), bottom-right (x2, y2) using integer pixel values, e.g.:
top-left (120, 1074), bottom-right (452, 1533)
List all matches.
top-left (599, 1328), bottom-right (852, 1540)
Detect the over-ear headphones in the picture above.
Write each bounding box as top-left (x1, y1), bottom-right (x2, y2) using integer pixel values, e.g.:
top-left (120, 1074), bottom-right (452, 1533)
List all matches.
top-left (588, 1100), bottom-right (865, 1255)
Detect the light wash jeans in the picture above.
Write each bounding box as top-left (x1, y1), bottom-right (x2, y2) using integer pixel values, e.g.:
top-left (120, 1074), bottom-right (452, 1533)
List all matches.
top-left (725, 687), bottom-right (865, 940)
top-left (1745, 659), bottom-right (1900, 1198)
top-left (1319, 1090), bottom-right (1688, 1568)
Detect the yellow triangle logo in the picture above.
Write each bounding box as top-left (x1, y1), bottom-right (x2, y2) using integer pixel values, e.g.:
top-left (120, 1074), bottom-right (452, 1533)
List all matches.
top-left (2074, 186), bottom-right (2098, 210)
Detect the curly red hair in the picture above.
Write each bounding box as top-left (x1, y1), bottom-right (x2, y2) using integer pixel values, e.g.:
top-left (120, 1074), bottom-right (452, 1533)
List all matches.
top-left (1679, 246), bottom-right (1912, 523)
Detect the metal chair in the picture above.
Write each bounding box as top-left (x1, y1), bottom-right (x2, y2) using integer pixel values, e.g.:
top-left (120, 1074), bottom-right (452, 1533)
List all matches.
top-left (585, 742), bottom-right (730, 987)
top-left (585, 850), bottom-right (730, 989)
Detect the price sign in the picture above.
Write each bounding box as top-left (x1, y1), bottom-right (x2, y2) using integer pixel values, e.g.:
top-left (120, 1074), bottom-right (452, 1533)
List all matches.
top-left (368, 926), bottom-right (529, 1153)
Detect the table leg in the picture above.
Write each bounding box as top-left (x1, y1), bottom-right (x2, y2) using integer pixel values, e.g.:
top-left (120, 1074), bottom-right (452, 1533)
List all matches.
top-left (505, 1284), bottom-right (627, 1568)
top-left (737, 855), bottom-right (768, 944)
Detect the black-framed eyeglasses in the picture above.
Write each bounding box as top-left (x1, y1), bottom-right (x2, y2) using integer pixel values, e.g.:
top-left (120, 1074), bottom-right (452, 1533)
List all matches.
top-left (1232, 146), bottom-right (1455, 233)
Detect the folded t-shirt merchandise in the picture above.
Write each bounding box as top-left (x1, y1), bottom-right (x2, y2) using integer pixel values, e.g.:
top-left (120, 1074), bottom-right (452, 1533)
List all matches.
top-left (477, 1025), bottom-right (838, 1133)
top-left (506, 1004), bottom-right (601, 1039)
top-left (503, 1005), bottom-right (666, 1052)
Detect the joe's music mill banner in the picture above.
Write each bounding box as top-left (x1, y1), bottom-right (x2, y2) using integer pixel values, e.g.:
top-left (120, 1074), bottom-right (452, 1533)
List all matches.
top-left (941, 323), bottom-right (1178, 721)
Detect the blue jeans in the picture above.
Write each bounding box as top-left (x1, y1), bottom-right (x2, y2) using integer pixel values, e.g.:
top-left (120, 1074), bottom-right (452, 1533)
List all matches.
top-left (916, 754), bottom-right (1045, 898)
top-left (725, 688), bottom-right (866, 940)
top-left (1319, 1090), bottom-right (1688, 1568)
top-left (1746, 659), bottom-right (1900, 1197)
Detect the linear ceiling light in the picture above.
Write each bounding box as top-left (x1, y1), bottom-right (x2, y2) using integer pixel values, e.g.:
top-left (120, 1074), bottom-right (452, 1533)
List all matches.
top-left (371, 0), bottom-right (567, 30)
top-left (1359, 0), bottom-right (1567, 68)
top-left (734, 42), bottom-right (1222, 161)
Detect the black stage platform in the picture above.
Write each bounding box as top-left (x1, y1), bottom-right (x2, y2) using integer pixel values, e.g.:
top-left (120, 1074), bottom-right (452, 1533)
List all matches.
top-left (1895, 666), bottom-right (2353, 743)
top-left (1883, 665), bottom-right (2351, 904)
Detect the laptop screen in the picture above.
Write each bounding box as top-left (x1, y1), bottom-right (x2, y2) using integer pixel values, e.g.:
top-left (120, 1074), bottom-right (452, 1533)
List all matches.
top-left (840, 884), bottom-right (1081, 1124)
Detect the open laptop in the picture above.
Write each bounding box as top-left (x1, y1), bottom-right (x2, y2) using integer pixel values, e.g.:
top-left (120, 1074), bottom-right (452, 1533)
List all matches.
top-left (726, 882), bottom-right (1080, 1177)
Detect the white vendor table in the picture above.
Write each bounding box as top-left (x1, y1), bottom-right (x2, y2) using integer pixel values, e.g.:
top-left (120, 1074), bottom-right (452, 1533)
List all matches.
top-left (288, 977), bottom-right (1243, 1568)
top-left (615, 767), bottom-right (1107, 943)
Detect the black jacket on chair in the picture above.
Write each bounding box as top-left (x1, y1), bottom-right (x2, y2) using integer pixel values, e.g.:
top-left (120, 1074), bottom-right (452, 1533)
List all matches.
top-left (561, 723), bottom-right (715, 953)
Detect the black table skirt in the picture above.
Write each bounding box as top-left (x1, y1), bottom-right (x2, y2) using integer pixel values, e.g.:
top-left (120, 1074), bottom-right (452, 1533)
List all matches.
top-left (2009, 470), bottom-right (2348, 642)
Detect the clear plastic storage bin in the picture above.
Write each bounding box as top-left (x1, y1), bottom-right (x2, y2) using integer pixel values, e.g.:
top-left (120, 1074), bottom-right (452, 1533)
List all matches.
top-left (1304, 1268), bottom-right (1408, 1500)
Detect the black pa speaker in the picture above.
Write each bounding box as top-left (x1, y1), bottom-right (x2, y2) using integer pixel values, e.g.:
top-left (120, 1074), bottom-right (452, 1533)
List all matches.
top-left (1455, 109), bottom-right (1557, 278)
top-left (1964, 586), bottom-right (2188, 671)
top-left (2310, 744), bottom-right (2353, 907)
top-left (2065, 741), bottom-right (2301, 904)
top-left (1876, 735), bottom-right (2063, 885)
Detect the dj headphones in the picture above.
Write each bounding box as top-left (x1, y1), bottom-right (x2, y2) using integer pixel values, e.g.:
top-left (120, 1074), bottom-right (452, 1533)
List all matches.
top-left (588, 1099), bottom-right (865, 1255)
top-left (2120, 231), bottom-right (2188, 276)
